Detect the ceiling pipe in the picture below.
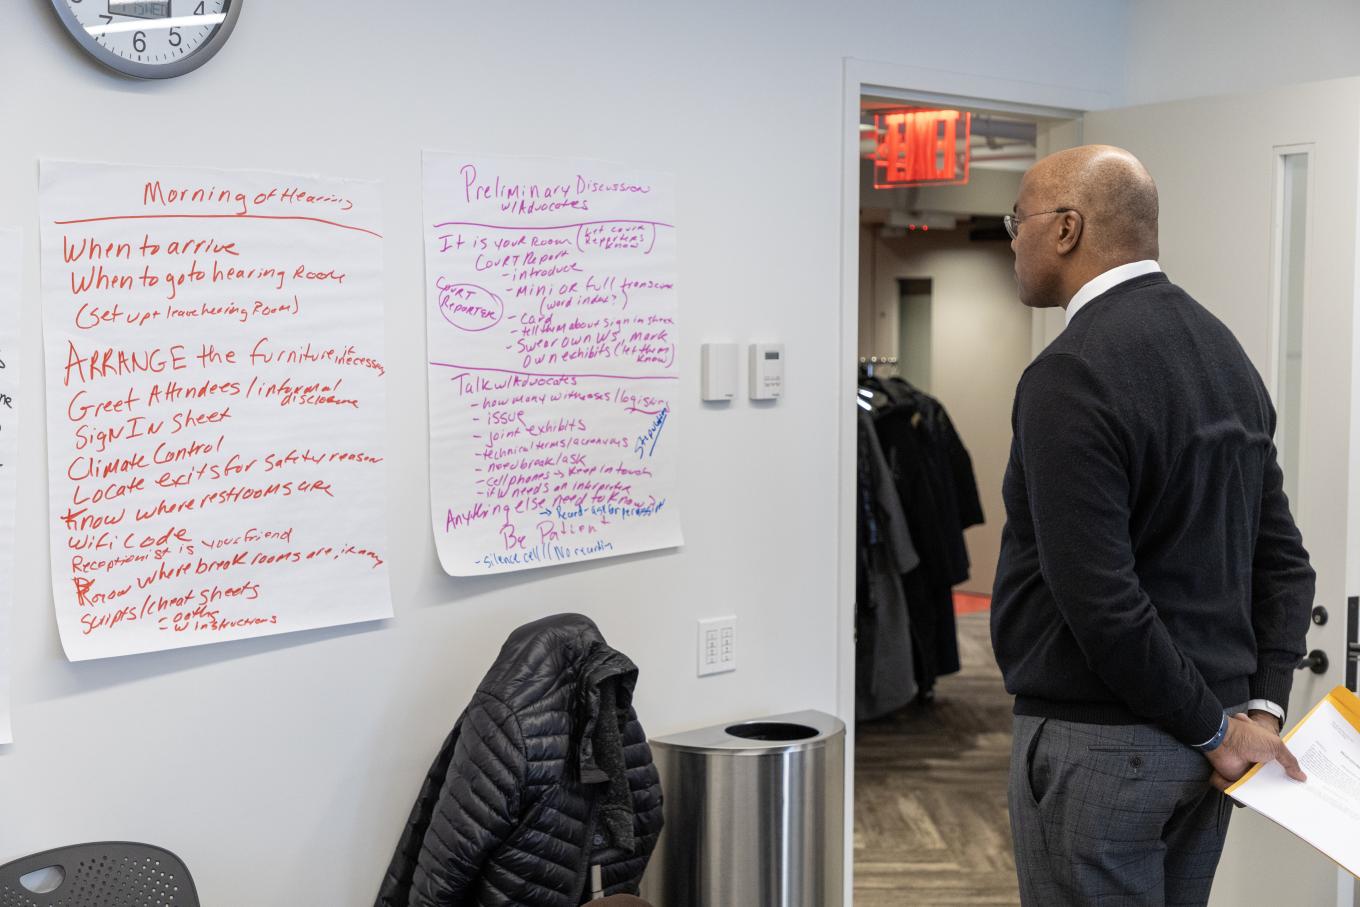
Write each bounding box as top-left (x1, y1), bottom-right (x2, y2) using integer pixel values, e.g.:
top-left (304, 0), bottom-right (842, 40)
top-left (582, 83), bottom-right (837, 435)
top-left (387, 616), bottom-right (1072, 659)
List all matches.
top-left (860, 114), bottom-right (1037, 144)
top-left (971, 117), bottom-right (1038, 143)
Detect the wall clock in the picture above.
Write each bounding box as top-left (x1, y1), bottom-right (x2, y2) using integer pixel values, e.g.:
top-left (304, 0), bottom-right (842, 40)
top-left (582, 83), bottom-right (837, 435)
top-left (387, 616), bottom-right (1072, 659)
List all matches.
top-left (51, 1), bottom-right (242, 79)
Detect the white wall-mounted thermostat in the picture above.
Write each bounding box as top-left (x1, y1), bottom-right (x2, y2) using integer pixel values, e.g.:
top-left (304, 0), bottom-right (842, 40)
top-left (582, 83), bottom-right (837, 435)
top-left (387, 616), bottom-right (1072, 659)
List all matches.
top-left (749, 343), bottom-right (784, 400)
top-left (700, 342), bottom-right (738, 401)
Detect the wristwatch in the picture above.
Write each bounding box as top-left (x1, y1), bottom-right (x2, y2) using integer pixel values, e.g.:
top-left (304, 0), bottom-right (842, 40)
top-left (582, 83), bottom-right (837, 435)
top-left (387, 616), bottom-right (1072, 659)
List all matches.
top-left (1244, 698), bottom-right (1285, 733)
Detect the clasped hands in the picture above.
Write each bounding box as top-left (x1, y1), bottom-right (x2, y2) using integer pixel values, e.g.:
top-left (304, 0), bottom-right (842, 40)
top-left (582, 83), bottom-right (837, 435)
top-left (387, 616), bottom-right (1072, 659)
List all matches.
top-left (1206, 709), bottom-right (1308, 792)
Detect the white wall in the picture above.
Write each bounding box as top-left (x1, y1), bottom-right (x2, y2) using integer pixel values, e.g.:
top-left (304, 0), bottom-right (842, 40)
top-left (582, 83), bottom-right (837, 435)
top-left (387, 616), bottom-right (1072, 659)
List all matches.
top-left (0, 2), bottom-right (1128, 903)
top-left (1125, 0), bottom-right (1360, 104)
top-left (868, 227), bottom-right (1031, 597)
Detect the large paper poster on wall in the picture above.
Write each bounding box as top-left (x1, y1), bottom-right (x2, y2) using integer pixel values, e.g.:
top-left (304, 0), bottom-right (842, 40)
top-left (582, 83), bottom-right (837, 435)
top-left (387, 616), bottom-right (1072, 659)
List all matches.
top-left (423, 152), bottom-right (683, 575)
top-left (40, 161), bottom-right (392, 661)
top-left (0, 229), bottom-right (18, 741)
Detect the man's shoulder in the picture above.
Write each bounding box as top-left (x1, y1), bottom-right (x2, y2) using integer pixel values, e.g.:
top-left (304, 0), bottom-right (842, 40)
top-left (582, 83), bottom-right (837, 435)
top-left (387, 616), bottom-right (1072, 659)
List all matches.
top-left (1080, 272), bottom-right (1186, 321)
top-left (1022, 278), bottom-right (1183, 383)
top-left (1063, 275), bottom-right (1225, 349)
top-left (1017, 348), bottom-right (1103, 404)
top-left (1034, 276), bottom-right (1263, 398)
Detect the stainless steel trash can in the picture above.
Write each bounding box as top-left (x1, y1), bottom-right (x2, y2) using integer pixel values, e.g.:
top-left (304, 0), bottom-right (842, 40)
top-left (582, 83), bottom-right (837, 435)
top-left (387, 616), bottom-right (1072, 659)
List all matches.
top-left (639, 709), bottom-right (845, 907)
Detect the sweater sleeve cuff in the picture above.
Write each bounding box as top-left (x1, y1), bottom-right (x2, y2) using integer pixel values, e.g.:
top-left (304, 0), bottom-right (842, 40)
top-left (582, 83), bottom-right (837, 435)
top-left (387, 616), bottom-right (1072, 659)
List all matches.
top-left (1165, 685), bottom-right (1227, 745)
top-left (1250, 668), bottom-right (1295, 720)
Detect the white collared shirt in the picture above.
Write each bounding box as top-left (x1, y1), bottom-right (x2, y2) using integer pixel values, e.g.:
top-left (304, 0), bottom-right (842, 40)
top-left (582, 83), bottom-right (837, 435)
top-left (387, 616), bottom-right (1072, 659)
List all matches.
top-left (1065, 259), bottom-right (1162, 326)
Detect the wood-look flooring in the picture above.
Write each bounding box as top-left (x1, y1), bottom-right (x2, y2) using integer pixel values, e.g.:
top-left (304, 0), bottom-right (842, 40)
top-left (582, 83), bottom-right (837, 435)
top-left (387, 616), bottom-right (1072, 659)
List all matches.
top-left (854, 612), bottom-right (1020, 906)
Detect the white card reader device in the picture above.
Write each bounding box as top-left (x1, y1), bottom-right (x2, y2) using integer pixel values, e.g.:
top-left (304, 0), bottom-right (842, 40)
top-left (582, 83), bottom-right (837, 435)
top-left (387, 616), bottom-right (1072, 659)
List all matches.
top-left (749, 343), bottom-right (784, 400)
top-left (700, 342), bottom-right (738, 401)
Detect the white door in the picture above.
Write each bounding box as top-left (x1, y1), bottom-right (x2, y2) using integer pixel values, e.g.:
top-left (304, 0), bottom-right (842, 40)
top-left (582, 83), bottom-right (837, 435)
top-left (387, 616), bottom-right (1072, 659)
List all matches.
top-left (1081, 79), bottom-right (1360, 907)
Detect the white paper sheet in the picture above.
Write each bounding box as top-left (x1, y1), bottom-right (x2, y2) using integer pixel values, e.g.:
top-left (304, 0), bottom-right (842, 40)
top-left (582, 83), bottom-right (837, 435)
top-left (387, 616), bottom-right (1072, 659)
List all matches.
top-left (40, 161), bottom-right (392, 661)
top-left (423, 153), bottom-right (683, 575)
top-left (0, 229), bottom-right (18, 742)
top-left (1228, 686), bottom-right (1360, 878)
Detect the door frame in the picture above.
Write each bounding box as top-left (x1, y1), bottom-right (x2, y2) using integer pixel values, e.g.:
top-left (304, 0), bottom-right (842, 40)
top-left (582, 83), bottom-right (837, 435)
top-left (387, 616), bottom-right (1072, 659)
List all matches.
top-left (837, 57), bottom-right (1099, 904)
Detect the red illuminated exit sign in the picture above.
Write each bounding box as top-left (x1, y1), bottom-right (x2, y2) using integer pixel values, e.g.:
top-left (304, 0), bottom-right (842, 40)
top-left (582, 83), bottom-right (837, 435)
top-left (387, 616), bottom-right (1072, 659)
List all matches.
top-left (873, 109), bottom-right (972, 188)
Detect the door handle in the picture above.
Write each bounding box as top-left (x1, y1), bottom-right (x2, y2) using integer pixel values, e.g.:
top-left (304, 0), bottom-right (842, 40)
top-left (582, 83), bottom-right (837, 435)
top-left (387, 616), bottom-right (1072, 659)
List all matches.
top-left (1297, 649), bottom-right (1330, 674)
top-left (1304, 598), bottom-right (1360, 689)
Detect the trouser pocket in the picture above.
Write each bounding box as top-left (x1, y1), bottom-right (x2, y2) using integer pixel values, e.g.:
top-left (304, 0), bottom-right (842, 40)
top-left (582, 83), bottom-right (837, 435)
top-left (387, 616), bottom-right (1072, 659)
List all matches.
top-left (1024, 717), bottom-right (1049, 808)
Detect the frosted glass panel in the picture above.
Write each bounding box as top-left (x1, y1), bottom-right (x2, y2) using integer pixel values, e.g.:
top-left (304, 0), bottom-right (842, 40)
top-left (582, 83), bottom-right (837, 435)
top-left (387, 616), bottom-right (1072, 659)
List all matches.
top-left (1276, 152), bottom-right (1307, 508)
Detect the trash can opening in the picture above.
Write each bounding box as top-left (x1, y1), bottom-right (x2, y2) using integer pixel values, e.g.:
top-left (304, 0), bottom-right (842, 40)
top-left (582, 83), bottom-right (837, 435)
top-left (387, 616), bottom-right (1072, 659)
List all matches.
top-left (724, 722), bottom-right (819, 741)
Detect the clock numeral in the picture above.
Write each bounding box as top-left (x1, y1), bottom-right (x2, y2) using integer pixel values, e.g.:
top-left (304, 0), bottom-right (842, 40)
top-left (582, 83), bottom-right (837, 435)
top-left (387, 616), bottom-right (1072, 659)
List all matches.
top-left (58, 0), bottom-right (236, 76)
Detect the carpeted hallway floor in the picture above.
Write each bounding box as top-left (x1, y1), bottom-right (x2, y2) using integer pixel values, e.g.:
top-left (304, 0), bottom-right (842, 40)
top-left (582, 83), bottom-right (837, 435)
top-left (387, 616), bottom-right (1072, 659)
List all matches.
top-left (853, 610), bottom-right (1021, 906)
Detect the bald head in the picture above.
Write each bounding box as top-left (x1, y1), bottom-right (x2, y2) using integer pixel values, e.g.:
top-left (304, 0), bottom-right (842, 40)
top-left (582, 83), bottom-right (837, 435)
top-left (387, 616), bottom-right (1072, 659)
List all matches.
top-left (1024, 145), bottom-right (1159, 264)
top-left (1009, 145), bottom-right (1160, 309)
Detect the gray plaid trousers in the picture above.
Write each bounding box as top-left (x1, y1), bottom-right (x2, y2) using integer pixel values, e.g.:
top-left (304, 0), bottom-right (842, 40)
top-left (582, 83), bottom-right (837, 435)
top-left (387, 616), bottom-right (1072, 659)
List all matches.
top-left (1009, 715), bottom-right (1233, 906)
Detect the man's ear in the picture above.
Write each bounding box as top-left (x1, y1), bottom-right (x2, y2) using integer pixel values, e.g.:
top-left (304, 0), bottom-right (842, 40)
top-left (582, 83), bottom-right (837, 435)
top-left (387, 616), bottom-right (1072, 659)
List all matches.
top-left (1055, 211), bottom-right (1083, 256)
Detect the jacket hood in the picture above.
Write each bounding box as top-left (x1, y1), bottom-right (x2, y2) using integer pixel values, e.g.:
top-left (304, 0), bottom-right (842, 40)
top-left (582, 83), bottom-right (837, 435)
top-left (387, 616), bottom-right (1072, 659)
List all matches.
top-left (482, 613), bottom-right (639, 779)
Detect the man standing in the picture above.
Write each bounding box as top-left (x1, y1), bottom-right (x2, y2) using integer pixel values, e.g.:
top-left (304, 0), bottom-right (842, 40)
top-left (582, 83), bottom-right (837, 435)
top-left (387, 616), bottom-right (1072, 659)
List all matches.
top-left (991, 145), bottom-right (1315, 906)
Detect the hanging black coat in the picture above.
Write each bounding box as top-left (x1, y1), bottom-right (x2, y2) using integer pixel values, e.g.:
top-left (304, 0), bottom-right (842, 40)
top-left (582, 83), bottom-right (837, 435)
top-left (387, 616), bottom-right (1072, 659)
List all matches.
top-left (376, 613), bottom-right (664, 907)
top-left (856, 409), bottom-right (921, 720)
top-left (866, 377), bottom-right (984, 692)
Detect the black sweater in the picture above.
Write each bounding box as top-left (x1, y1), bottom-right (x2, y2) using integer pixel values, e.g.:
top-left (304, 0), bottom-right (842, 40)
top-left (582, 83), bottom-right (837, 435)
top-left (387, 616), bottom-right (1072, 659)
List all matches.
top-left (991, 272), bottom-right (1316, 744)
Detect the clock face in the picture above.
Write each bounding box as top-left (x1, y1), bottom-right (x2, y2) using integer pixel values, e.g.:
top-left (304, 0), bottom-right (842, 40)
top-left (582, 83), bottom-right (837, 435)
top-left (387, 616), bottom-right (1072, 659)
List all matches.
top-left (52, 0), bottom-right (241, 79)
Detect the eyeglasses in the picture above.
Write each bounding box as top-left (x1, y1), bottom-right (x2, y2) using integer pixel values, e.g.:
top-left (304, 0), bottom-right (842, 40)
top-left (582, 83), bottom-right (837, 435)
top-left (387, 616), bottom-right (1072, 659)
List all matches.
top-left (1003, 207), bottom-right (1075, 240)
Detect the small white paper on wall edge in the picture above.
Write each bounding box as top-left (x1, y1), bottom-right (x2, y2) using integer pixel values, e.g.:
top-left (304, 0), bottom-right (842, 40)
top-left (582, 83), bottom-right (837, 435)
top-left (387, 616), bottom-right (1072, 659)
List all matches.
top-left (0, 228), bottom-right (20, 742)
top-left (40, 160), bottom-right (393, 661)
top-left (423, 151), bottom-right (684, 575)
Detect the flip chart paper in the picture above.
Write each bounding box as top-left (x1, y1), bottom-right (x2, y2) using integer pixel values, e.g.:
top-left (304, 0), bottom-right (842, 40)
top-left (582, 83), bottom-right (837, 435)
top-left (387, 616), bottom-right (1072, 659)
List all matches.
top-left (0, 229), bottom-right (17, 742)
top-left (1228, 686), bottom-right (1360, 878)
top-left (423, 152), bottom-right (683, 575)
top-left (40, 160), bottom-right (392, 661)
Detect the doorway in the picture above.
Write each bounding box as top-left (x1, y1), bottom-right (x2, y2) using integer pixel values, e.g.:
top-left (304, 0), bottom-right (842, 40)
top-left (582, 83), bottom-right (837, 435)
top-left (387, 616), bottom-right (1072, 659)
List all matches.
top-left (841, 65), bottom-right (1360, 907)
top-left (851, 95), bottom-right (1061, 905)
top-left (896, 278), bottom-right (932, 391)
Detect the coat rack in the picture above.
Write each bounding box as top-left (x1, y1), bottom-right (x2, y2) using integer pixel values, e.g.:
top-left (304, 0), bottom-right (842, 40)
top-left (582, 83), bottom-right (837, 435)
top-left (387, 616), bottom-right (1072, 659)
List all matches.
top-left (858, 355), bottom-right (899, 377)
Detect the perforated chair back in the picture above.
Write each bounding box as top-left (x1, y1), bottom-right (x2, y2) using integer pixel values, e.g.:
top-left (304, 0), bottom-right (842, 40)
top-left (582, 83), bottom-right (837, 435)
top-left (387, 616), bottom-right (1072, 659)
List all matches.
top-left (0, 842), bottom-right (198, 907)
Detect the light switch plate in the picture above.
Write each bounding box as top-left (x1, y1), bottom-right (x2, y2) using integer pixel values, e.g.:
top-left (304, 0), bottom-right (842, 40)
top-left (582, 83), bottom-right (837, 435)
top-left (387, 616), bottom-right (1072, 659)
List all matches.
top-left (697, 616), bottom-right (736, 676)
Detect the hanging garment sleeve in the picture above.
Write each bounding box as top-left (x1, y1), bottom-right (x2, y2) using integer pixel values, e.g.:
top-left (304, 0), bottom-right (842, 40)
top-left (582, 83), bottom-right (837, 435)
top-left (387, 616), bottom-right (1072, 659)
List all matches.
top-left (862, 412), bottom-right (919, 573)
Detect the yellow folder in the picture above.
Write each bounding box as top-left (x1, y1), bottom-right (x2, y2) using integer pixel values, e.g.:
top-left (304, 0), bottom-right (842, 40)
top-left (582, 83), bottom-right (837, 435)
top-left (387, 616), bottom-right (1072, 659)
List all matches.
top-left (1227, 685), bottom-right (1360, 879)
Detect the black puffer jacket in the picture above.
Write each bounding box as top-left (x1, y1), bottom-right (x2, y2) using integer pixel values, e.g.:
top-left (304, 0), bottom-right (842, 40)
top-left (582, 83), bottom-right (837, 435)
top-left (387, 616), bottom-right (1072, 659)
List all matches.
top-left (377, 614), bottom-right (664, 907)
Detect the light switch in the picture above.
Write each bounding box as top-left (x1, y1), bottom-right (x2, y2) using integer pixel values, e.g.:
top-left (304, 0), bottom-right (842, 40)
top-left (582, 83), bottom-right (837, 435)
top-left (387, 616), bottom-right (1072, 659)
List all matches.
top-left (698, 616), bottom-right (736, 676)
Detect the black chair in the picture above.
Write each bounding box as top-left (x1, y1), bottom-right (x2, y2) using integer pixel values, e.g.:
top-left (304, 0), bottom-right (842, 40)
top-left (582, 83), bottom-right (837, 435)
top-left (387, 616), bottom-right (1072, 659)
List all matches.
top-left (0, 842), bottom-right (197, 907)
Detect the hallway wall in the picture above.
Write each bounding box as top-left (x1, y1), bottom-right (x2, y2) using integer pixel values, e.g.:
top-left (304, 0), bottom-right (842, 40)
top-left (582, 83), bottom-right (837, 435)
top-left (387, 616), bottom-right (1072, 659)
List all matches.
top-left (868, 226), bottom-right (1030, 597)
